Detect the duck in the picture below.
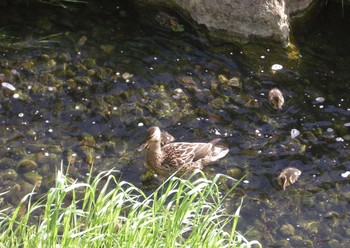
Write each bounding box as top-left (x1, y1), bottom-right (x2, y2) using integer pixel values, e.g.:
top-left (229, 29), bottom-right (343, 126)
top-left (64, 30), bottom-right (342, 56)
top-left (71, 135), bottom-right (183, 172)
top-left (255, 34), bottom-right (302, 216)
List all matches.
top-left (137, 126), bottom-right (229, 178)
top-left (268, 88), bottom-right (284, 109)
top-left (277, 167), bottom-right (301, 190)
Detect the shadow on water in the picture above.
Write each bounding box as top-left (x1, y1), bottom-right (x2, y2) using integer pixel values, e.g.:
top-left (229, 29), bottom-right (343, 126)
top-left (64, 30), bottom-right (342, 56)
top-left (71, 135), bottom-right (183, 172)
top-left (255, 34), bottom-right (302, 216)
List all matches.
top-left (0, 0), bottom-right (350, 247)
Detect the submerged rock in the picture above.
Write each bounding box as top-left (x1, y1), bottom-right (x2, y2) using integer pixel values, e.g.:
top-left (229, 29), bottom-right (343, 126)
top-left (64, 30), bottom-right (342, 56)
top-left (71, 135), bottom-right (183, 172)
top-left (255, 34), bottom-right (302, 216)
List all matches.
top-left (2, 169), bottom-right (18, 181)
top-left (132, 0), bottom-right (321, 43)
top-left (23, 171), bottom-right (43, 187)
top-left (280, 223), bottom-right (295, 236)
top-left (17, 159), bottom-right (38, 172)
top-left (0, 158), bottom-right (16, 169)
top-left (79, 133), bottom-right (96, 148)
top-left (154, 12), bottom-right (184, 32)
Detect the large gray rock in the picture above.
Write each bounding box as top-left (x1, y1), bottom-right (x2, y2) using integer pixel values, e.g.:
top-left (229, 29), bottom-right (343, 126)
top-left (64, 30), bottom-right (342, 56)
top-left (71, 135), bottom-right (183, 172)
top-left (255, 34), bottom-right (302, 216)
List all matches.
top-left (132, 0), bottom-right (322, 43)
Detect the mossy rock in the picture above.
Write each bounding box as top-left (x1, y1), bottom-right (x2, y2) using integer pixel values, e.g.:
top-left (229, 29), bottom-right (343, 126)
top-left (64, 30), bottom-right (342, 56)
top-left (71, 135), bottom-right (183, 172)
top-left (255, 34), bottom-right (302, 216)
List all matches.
top-left (0, 158), bottom-right (16, 169)
top-left (2, 169), bottom-right (18, 180)
top-left (227, 168), bottom-right (243, 178)
top-left (23, 171), bottom-right (42, 187)
top-left (17, 159), bottom-right (38, 172)
top-left (80, 133), bottom-right (96, 147)
top-left (280, 223), bottom-right (295, 236)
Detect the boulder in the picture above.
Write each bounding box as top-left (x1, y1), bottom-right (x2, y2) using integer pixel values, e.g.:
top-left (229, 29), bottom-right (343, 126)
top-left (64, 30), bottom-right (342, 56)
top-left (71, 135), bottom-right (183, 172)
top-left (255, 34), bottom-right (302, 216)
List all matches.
top-left (132, 0), bottom-right (323, 43)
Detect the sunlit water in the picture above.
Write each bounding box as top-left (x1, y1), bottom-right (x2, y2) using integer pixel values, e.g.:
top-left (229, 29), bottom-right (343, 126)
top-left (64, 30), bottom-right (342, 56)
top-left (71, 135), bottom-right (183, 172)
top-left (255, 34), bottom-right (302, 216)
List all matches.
top-left (0, 1), bottom-right (349, 247)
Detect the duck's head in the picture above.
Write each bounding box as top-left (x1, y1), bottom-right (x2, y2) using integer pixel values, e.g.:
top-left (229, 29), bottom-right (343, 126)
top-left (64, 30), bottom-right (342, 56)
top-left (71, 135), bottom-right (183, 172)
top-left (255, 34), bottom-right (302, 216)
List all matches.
top-left (137, 126), bottom-right (162, 151)
top-left (268, 88), bottom-right (284, 109)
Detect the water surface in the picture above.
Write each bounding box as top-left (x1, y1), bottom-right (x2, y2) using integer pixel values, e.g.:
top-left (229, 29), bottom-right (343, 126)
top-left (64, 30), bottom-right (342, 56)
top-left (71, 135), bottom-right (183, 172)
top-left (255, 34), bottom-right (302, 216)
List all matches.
top-left (0, 1), bottom-right (349, 247)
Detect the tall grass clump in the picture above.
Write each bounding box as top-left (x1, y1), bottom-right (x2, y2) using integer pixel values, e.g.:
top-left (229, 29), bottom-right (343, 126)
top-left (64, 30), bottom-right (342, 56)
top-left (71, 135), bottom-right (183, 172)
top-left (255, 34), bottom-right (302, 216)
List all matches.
top-left (0, 165), bottom-right (261, 247)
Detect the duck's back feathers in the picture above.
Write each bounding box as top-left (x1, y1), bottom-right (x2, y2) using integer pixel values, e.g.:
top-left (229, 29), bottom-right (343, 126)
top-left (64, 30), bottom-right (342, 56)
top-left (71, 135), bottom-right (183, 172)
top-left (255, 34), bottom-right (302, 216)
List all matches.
top-left (138, 126), bottom-right (229, 178)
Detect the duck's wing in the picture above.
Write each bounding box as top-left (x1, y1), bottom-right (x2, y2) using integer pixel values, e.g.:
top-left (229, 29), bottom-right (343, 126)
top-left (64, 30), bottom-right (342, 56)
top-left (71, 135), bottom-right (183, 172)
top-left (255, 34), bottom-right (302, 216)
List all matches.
top-left (162, 143), bottom-right (196, 167)
top-left (163, 140), bottom-right (217, 164)
top-left (162, 139), bottom-right (224, 167)
top-left (191, 139), bottom-right (222, 161)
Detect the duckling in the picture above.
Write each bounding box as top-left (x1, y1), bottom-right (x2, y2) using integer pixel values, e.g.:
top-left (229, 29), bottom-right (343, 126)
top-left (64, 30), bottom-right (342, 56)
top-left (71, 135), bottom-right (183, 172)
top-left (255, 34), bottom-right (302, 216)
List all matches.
top-left (277, 167), bottom-right (301, 190)
top-left (268, 88), bottom-right (284, 109)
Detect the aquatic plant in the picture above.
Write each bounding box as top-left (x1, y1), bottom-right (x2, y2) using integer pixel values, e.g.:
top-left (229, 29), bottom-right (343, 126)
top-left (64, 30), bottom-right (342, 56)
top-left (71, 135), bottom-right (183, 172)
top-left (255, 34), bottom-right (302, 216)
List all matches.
top-left (38, 0), bottom-right (87, 8)
top-left (0, 164), bottom-right (261, 247)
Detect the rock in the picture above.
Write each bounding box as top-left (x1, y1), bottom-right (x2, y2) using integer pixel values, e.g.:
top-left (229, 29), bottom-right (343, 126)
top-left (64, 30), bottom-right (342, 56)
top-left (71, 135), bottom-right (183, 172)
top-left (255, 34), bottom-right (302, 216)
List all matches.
top-left (177, 76), bottom-right (199, 92)
top-left (132, 0), bottom-right (321, 43)
top-left (324, 211), bottom-right (341, 220)
top-left (20, 180), bottom-right (36, 195)
top-left (2, 169), bottom-right (18, 181)
top-left (280, 223), bottom-right (295, 236)
top-left (154, 12), bottom-right (184, 31)
top-left (100, 44), bottom-right (116, 54)
top-left (0, 158), bottom-right (16, 169)
top-left (327, 239), bottom-right (342, 248)
top-left (23, 172), bottom-right (42, 187)
top-left (77, 146), bottom-right (95, 165)
top-left (227, 168), bottom-right (243, 178)
top-left (227, 77), bottom-right (241, 88)
top-left (79, 133), bottom-right (96, 148)
top-left (17, 159), bottom-right (38, 172)
top-left (304, 221), bottom-right (318, 235)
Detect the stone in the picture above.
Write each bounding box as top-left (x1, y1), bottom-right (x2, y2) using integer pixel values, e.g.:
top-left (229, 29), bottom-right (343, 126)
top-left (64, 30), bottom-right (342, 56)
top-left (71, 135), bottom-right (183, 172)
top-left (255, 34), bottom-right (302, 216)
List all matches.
top-left (17, 159), bottom-right (38, 172)
top-left (23, 172), bottom-right (43, 187)
top-left (2, 169), bottom-right (18, 181)
top-left (280, 223), bottom-right (295, 236)
top-left (132, 0), bottom-right (320, 43)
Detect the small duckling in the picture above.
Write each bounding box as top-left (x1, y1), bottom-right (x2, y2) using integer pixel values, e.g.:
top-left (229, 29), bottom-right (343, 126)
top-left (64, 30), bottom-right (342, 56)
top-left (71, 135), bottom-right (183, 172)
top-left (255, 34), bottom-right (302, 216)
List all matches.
top-left (268, 88), bottom-right (284, 109)
top-left (277, 167), bottom-right (301, 190)
top-left (160, 131), bottom-right (175, 146)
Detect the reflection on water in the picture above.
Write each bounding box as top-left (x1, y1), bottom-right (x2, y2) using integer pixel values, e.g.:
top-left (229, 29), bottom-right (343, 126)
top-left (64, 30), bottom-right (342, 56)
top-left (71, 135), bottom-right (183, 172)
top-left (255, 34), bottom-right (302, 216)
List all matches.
top-left (0, 1), bottom-right (349, 247)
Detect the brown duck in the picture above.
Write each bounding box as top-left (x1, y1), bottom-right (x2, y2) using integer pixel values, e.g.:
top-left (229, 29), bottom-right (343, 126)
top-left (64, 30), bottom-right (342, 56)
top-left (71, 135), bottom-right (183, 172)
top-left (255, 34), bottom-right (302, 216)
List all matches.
top-left (137, 126), bottom-right (229, 178)
top-left (277, 167), bottom-right (301, 190)
top-left (268, 88), bottom-right (284, 109)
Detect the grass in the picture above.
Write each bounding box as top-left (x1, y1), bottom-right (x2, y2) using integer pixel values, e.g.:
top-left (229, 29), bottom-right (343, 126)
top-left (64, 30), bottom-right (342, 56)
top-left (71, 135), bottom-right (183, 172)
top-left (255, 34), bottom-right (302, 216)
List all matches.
top-left (38, 0), bottom-right (87, 8)
top-left (0, 164), bottom-right (261, 247)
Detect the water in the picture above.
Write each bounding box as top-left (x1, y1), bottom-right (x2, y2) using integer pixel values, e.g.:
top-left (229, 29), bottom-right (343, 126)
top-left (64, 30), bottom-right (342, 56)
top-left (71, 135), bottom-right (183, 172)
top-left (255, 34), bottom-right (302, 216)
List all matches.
top-left (0, 1), bottom-right (349, 247)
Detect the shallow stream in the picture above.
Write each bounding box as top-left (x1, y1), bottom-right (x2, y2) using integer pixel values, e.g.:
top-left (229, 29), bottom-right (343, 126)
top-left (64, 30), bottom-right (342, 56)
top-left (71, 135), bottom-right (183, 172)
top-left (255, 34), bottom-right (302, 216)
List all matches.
top-left (0, 1), bottom-right (349, 247)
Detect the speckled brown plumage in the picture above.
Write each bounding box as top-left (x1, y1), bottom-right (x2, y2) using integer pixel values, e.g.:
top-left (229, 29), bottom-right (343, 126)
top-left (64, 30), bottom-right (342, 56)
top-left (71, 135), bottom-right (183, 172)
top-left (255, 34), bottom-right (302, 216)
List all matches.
top-left (137, 126), bottom-right (229, 178)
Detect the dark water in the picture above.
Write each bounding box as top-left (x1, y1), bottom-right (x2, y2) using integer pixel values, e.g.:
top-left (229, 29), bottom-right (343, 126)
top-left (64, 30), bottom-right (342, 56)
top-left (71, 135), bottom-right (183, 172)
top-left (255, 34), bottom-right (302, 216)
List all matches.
top-left (0, 1), bottom-right (350, 247)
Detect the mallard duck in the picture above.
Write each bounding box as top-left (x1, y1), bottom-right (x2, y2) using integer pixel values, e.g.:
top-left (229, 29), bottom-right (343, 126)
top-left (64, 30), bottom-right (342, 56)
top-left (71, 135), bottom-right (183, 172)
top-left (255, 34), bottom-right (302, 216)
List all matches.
top-left (277, 167), bottom-right (301, 190)
top-left (268, 88), bottom-right (284, 109)
top-left (137, 126), bottom-right (229, 178)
